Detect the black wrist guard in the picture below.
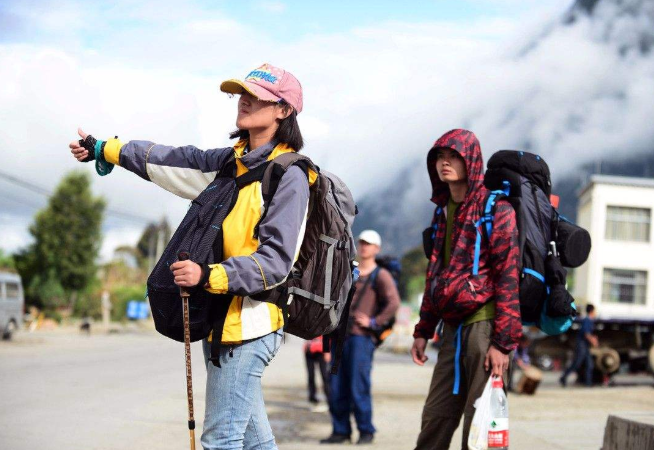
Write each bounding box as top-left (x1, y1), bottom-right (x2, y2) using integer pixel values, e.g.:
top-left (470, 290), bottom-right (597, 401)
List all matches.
top-left (79, 135), bottom-right (98, 162)
top-left (198, 263), bottom-right (211, 288)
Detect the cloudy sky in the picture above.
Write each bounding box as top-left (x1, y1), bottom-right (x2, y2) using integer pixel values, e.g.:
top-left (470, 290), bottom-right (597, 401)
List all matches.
top-left (1, 0), bottom-right (651, 260)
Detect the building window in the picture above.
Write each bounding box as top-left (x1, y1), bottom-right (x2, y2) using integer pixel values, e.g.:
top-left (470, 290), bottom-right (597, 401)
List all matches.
top-left (605, 206), bottom-right (651, 242)
top-left (602, 269), bottom-right (647, 305)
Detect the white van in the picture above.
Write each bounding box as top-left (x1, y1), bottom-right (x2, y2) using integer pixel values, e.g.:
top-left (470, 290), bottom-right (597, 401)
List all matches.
top-left (0, 271), bottom-right (24, 340)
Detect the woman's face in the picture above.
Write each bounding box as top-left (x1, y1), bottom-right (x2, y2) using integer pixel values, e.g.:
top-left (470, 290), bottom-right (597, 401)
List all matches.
top-left (236, 92), bottom-right (289, 131)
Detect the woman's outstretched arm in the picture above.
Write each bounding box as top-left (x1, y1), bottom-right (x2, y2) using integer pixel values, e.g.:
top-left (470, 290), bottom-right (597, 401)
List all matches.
top-left (70, 128), bottom-right (233, 200)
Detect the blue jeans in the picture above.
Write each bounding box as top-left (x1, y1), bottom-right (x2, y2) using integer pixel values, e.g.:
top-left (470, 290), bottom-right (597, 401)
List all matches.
top-left (329, 334), bottom-right (376, 436)
top-left (562, 341), bottom-right (594, 386)
top-left (201, 329), bottom-right (283, 450)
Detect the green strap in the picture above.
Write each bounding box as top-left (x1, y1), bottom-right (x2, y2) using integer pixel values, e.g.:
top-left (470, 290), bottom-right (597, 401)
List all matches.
top-left (94, 140), bottom-right (114, 176)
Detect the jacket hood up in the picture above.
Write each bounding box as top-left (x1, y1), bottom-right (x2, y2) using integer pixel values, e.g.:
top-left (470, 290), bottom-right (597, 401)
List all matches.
top-left (426, 129), bottom-right (485, 205)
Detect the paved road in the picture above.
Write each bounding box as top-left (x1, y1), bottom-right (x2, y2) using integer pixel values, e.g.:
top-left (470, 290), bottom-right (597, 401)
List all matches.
top-left (1, 329), bottom-right (653, 450)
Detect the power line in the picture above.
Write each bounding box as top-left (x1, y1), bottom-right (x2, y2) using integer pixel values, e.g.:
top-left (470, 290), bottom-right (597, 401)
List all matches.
top-left (0, 170), bottom-right (50, 196)
top-left (0, 169), bottom-right (152, 224)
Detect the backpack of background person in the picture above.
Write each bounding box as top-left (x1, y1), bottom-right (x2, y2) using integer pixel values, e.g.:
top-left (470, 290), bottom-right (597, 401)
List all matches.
top-left (375, 256), bottom-right (401, 288)
top-left (147, 152), bottom-right (358, 371)
top-left (366, 257), bottom-right (401, 346)
top-left (482, 150), bottom-right (590, 335)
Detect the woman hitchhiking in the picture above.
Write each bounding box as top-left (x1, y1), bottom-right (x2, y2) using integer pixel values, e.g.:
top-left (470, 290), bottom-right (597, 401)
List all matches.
top-left (70, 64), bottom-right (312, 450)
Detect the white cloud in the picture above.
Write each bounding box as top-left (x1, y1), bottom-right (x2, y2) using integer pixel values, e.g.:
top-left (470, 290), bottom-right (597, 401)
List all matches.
top-left (0, 215), bottom-right (32, 254)
top-left (100, 226), bottom-right (143, 262)
top-left (1, 0), bottom-right (652, 257)
top-left (253, 1), bottom-right (287, 13)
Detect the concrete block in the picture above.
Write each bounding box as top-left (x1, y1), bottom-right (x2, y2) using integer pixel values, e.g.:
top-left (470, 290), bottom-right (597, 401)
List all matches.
top-left (602, 413), bottom-right (654, 450)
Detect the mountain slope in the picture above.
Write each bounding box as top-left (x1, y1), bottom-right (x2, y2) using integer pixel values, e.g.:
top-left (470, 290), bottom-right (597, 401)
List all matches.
top-left (354, 0), bottom-right (654, 255)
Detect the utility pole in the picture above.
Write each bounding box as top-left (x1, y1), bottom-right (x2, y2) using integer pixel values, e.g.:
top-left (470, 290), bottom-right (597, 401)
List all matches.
top-left (148, 224), bottom-right (156, 273)
top-left (156, 217), bottom-right (165, 263)
top-left (101, 290), bottom-right (112, 332)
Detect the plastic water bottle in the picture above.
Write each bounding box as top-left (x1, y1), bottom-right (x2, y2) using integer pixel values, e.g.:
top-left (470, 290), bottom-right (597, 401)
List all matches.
top-left (488, 377), bottom-right (509, 449)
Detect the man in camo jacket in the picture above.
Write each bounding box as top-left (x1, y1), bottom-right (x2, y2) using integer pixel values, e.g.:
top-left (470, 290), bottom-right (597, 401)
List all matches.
top-left (411, 129), bottom-right (522, 450)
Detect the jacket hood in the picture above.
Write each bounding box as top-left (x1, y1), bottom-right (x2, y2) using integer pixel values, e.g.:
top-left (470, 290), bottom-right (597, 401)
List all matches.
top-left (426, 129), bottom-right (485, 205)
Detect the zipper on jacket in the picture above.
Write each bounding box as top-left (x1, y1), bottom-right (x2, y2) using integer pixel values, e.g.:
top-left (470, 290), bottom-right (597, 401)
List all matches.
top-left (229, 346), bottom-right (234, 358)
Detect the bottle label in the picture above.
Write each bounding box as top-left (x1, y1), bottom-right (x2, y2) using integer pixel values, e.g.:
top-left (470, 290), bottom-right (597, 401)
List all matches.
top-left (488, 418), bottom-right (509, 448)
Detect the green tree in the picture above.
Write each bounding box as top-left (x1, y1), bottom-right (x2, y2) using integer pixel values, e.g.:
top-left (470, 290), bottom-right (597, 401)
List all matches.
top-left (400, 245), bottom-right (428, 305)
top-left (27, 270), bottom-right (66, 310)
top-left (0, 249), bottom-right (15, 270)
top-left (15, 171), bottom-right (106, 311)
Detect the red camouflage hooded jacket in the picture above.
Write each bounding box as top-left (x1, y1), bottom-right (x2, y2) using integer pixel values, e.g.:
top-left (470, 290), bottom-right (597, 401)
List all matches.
top-left (413, 129), bottom-right (522, 353)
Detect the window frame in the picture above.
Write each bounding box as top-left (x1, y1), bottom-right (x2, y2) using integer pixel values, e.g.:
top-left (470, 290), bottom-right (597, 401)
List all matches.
top-left (602, 268), bottom-right (648, 305)
top-left (605, 205), bottom-right (651, 243)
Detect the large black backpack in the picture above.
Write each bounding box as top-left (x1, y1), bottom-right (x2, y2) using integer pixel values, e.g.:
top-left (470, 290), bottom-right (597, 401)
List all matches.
top-left (483, 150), bottom-right (591, 335)
top-left (146, 153), bottom-right (358, 371)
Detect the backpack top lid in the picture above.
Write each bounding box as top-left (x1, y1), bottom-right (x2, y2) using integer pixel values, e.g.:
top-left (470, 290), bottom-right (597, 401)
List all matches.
top-left (374, 256), bottom-right (401, 285)
top-left (484, 150), bottom-right (552, 197)
top-left (322, 170), bottom-right (358, 258)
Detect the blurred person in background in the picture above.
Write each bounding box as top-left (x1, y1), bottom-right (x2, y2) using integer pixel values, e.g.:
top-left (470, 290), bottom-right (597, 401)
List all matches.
top-left (508, 334), bottom-right (531, 392)
top-left (560, 304), bottom-right (599, 387)
top-left (304, 336), bottom-right (331, 412)
top-left (321, 230), bottom-right (400, 446)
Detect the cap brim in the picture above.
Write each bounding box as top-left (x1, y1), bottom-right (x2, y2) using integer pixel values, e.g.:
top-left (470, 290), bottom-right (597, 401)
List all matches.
top-left (219, 79), bottom-right (281, 103)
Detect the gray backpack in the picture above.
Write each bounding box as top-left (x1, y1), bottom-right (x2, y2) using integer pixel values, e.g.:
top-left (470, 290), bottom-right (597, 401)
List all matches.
top-left (250, 153), bottom-right (358, 372)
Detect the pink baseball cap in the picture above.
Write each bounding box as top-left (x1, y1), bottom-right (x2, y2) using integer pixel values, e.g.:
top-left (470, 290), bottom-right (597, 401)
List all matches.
top-left (220, 63), bottom-right (303, 114)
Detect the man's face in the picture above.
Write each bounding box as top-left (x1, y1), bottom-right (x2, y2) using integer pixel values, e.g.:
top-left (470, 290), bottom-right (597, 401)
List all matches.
top-left (357, 240), bottom-right (380, 259)
top-left (436, 148), bottom-right (467, 183)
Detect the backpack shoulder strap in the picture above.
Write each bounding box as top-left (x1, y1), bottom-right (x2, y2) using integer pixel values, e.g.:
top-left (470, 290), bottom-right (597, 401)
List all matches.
top-left (370, 266), bottom-right (382, 289)
top-left (472, 181), bottom-right (511, 276)
top-left (234, 160), bottom-right (270, 189)
top-left (215, 154), bottom-right (237, 180)
top-left (369, 266), bottom-right (387, 305)
top-left (261, 153), bottom-right (315, 201)
top-left (253, 153), bottom-right (316, 239)
top-left (422, 206), bottom-right (444, 259)
top-left (431, 206), bottom-right (444, 237)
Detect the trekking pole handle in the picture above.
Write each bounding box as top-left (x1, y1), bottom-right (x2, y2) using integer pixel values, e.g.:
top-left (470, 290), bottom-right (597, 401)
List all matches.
top-left (178, 252), bottom-right (191, 298)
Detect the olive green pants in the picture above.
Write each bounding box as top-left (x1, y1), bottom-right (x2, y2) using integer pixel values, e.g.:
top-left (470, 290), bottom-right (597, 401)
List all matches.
top-left (415, 320), bottom-right (508, 450)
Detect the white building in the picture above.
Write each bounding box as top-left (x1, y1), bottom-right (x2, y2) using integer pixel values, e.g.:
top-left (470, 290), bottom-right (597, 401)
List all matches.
top-left (575, 175), bottom-right (654, 321)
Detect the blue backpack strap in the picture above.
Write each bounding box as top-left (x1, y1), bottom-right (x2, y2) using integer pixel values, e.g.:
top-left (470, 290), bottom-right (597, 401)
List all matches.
top-left (431, 206), bottom-right (443, 239)
top-left (452, 323), bottom-right (463, 395)
top-left (472, 181), bottom-right (510, 276)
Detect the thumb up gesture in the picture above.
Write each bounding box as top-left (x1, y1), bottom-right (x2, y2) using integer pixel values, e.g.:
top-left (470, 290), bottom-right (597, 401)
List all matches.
top-left (69, 128), bottom-right (94, 162)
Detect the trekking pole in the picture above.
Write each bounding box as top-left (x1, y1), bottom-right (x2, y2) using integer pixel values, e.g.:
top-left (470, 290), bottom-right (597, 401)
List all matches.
top-left (178, 252), bottom-right (196, 450)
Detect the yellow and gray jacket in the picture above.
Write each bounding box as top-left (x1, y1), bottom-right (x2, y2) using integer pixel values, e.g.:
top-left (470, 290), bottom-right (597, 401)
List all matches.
top-left (104, 138), bottom-right (317, 343)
